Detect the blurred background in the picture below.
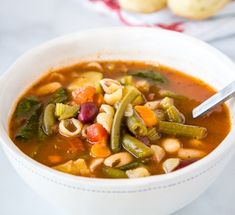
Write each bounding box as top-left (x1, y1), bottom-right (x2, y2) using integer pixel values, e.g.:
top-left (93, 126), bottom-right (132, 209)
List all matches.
top-left (0, 0), bottom-right (235, 214)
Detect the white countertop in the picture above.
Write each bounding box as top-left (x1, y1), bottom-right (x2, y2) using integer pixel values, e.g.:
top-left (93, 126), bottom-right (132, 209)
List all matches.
top-left (1, 1), bottom-right (235, 214)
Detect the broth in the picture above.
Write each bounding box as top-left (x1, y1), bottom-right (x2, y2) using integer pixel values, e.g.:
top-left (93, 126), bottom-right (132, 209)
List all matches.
top-left (9, 61), bottom-right (230, 178)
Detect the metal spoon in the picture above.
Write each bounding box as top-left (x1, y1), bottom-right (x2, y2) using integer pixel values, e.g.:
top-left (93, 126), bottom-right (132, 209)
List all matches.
top-left (192, 80), bottom-right (235, 118)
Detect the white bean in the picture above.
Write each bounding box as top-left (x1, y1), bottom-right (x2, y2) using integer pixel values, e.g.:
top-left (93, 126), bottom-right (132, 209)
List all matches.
top-left (178, 148), bottom-right (206, 159)
top-left (126, 167), bottom-right (150, 178)
top-left (151, 145), bottom-right (166, 163)
top-left (162, 138), bottom-right (181, 154)
top-left (162, 158), bottom-right (180, 173)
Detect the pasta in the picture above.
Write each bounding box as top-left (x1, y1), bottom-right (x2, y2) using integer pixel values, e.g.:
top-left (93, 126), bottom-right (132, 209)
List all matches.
top-left (96, 104), bottom-right (114, 133)
top-left (104, 88), bottom-right (123, 105)
top-left (100, 78), bottom-right (123, 94)
top-left (59, 118), bottom-right (83, 137)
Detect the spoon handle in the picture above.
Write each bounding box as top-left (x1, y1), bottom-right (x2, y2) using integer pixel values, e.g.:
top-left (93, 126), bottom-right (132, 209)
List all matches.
top-left (192, 80), bottom-right (235, 118)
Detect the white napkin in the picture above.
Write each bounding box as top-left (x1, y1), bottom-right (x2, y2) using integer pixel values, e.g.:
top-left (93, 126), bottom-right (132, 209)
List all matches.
top-left (84, 0), bottom-right (235, 41)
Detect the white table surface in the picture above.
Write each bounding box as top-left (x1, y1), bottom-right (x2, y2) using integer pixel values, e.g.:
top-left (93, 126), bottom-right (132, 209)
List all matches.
top-left (1, 0), bottom-right (235, 214)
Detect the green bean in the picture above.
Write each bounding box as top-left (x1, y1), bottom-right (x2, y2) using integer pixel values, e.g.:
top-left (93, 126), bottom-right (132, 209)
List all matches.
top-left (147, 127), bottom-right (161, 141)
top-left (166, 106), bottom-right (184, 123)
top-left (102, 167), bottom-right (127, 178)
top-left (43, 104), bottom-right (56, 135)
top-left (122, 134), bottom-right (154, 158)
top-left (159, 90), bottom-right (185, 100)
top-left (111, 86), bottom-right (140, 152)
top-left (126, 115), bottom-right (147, 136)
top-left (119, 161), bottom-right (143, 170)
top-left (159, 97), bottom-right (174, 110)
top-left (159, 121), bottom-right (207, 139)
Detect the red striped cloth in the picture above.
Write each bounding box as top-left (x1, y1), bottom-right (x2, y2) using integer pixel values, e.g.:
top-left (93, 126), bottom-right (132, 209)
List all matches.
top-left (84, 0), bottom-right (235, 41)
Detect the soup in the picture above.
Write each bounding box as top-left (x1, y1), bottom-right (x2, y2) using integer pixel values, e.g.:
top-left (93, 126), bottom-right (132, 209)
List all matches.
top-left (9, 61), bottom-right (230, 178)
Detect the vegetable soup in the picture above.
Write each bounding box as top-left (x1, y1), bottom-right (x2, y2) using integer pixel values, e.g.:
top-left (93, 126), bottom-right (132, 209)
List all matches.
top-left (9, 61), bottom-right (230, 178)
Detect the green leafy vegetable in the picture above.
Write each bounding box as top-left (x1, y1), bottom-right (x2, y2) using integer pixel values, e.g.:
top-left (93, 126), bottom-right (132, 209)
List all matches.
top-left (15, 96), bottom-right (40, 118)
top-left (16, 104), bottom-right (42, 140)
top-left (129, 70), bottom-right (166, 83)
top-left (49, 87), bottom-right (68, 104)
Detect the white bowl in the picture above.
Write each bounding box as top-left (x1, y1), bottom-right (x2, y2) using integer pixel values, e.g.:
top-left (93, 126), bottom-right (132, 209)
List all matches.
top-left (0, 27), bottom-right (235, 215)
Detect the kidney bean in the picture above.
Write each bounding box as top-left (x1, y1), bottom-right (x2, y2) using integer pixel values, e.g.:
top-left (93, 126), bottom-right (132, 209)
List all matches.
top-left (78, 102), bottom-right (98, 123)
top-left (175, 159), bottom-right (198, 171)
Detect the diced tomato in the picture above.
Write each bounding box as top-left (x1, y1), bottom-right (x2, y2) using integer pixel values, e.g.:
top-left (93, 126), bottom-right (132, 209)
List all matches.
top-left (72, 86), bottom-right (96, 104)
top-left (93, 93), bottom-right (105, 107)
top-left (86, 123), bottom-right (108, 143)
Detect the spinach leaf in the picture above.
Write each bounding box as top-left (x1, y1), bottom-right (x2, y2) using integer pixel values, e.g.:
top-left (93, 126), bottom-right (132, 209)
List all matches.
top-left (49, 87), bottom-right (68, 104)
top-left (15, 96), bottom-right (40, 118)
top-left (16, 104), bottom-right (42, 140)
top-left (129, 70), bottom-right (166, 83)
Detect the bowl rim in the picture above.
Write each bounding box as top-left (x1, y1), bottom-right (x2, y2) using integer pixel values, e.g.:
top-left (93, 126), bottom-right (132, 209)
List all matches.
top-left (0, 26), bottom-right (235, 188)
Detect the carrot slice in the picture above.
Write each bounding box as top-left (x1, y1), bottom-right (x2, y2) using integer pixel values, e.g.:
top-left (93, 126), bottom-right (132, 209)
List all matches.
top-left (135, 105), bottom-right (158, 127)
top-left (90, 143), bottom-right (111, 158)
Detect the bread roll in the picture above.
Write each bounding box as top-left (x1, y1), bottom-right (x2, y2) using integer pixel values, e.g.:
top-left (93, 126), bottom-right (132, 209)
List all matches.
top-left (168, 0), bottom-right (230, 20)
top-left (119, 0), bottom-right (167, 13)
